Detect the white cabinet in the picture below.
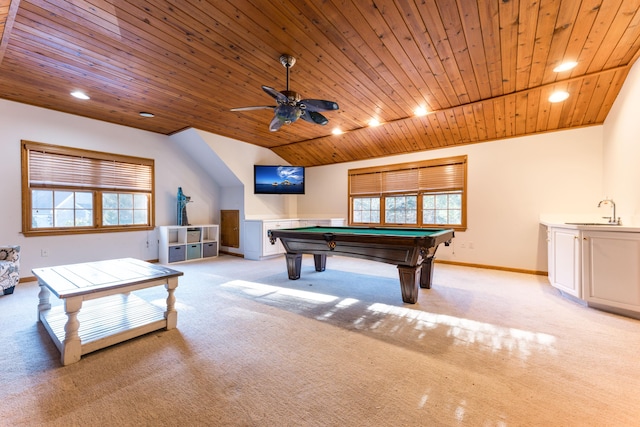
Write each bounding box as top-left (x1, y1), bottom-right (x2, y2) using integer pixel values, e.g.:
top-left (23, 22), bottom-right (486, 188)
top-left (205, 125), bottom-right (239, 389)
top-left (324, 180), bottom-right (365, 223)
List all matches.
top-left (158, 224), bottom-right (219, 264)
top-left (547, 227), bottom-right (581, 297)
top-left (582, 230), bottom-right (640, 314)
top-left (244, 220), bottom-right (289, 260)
top-left (262, 220), bottom-right (292, 257)
top-left (545, 223), bottom-right (640, 318)
top-left (244, 218), bottom-right (345, 260)
top-left (296, 218), bottom-right (343, 227)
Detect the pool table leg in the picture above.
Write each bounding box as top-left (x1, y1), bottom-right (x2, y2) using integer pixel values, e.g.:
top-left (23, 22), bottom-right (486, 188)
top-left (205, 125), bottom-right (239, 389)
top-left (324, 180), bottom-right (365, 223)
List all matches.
top-left (397, 265), bottom-right (421, 304)
top-left (419, 257), bottom-right (435, 289)
top-left (285, 253), bottom-right (303, 279)
top-left (313, 254), bottom-right (326, 272)
top-left (285, 253), bottom-right (327, 280)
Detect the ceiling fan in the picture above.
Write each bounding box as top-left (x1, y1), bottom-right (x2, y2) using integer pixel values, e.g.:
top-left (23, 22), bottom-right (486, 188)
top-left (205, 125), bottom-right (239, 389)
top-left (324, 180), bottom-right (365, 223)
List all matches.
top-left (231, 54), bottom-right (339, 132)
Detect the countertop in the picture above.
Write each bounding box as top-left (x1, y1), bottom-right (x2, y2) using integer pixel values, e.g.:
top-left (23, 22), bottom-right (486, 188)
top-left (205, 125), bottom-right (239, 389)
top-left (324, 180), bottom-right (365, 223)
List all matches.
top-left (540, 215), bottom-right (640, 232)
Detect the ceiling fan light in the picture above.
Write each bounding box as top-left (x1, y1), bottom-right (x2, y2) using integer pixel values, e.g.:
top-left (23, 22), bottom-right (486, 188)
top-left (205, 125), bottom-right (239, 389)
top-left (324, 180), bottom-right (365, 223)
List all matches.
top-left (549, 91), bottom-right (570, 103)
top-left (139, 112), bottom-right (155, 118)
top-left (231, 55), bottom-right (339, 131)
top-left (553, 61), bottom-right (578, 72)
top-left (70, 91), bottom-right (90, 100)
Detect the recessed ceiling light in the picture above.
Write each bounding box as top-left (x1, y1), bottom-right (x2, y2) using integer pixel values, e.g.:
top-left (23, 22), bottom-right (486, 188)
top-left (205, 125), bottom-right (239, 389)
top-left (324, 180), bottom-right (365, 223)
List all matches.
top-left (368, 118), bottom-right (380, 127)
top-left (549, 91), bottom-right (570, 103)
top-left (70, 91), bottom-right (90, 100)
top-left (332, 128), bottom-right (343, 135)
top-left (553, 61), bottom-right (578, 72)
top-left (414, 106), bottom-right (428, 116)
top-left (139, 112), bottom-right (155, 118)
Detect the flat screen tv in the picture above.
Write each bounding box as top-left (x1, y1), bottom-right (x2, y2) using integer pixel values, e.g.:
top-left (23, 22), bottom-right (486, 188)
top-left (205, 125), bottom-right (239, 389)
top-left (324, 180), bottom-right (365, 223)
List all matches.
top-left (254, 165), bottom-right (305, 195)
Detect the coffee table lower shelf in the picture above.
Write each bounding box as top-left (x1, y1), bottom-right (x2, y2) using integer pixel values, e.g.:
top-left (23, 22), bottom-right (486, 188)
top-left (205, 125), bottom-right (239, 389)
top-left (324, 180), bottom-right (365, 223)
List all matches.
top-left (39, 294), bottom-right (168, 358)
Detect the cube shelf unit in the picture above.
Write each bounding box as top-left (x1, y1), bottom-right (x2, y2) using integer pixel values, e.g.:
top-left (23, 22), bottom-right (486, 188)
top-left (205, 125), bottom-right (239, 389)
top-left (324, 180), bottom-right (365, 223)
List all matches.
top-left (159, 224), bottom-right (219, 264)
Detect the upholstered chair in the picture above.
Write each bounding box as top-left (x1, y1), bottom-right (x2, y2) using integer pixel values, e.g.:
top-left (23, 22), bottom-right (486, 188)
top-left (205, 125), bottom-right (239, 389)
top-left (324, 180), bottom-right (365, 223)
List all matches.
top-left (0, 246), bottom-right (20, 295)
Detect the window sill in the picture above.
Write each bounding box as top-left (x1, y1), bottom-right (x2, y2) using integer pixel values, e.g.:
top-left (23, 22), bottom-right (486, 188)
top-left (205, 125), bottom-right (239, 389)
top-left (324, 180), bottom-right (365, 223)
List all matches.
top-left (22, 225), bottom-right (155, 237)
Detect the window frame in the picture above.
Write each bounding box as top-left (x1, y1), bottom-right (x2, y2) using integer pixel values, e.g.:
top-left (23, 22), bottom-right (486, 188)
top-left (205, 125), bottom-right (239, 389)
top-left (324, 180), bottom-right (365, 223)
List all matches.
top-left (348, 155), bottom-right (467, 231)
top-left (21, 140), bottom-right (155, 237)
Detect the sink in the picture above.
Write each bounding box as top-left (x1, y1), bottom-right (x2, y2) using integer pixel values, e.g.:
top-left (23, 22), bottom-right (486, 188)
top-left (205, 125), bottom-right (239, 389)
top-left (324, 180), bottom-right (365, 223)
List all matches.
top-left (565, 222), bottom-right (620, 226)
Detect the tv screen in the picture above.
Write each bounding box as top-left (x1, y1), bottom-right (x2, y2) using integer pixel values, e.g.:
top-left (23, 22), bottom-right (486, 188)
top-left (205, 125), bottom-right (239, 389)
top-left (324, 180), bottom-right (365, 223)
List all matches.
top-left (254, 165), bottom-right (305, 195)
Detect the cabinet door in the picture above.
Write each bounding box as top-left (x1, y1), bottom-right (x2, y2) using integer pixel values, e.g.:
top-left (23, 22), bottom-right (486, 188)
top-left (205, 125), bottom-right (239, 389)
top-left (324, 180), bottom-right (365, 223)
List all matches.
top-left (549, 228), bottom-right (581, 297)
top-left (582, 231), bottom-right (640, 311)
top-left (263, 221), bottom-right (291, 256)
top-left (220, 210), bottom-right (239, 248)
top-left (243, 221), bottom-right (263, 260)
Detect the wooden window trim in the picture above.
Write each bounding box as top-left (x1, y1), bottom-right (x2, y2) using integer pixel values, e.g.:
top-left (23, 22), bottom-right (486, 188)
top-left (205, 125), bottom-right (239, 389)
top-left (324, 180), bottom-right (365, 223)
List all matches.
top-left (348, 155), bottom-right (467, 230)
top-left (21, 140), bottom-right (155, 236)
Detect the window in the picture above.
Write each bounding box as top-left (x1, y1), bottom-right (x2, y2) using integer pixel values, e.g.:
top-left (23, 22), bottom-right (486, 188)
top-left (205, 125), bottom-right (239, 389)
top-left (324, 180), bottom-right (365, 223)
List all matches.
top-left (348, 155), bottom-right (467, 230)
top-left (385, 195), bottom-right (417, 224)
top-left (102, 193), bottom-right (150, 226)
top-left (352, 197), bottom-right (381, 223)
top-left (31, 190), bottom-right (93, 228)
top-left (22, 141), bottom-right (155, 236)
top-left (423, 191), bottom-right (462, 225)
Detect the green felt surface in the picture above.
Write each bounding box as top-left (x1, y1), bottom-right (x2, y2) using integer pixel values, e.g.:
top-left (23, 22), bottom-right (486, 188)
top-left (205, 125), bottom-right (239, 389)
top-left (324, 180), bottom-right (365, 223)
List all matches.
top-left (280, 226), bottom-right (450, 237)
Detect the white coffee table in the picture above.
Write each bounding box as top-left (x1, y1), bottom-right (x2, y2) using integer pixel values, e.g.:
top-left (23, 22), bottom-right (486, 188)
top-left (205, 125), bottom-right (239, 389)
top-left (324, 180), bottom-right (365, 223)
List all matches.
top-left (33, 258), bottom-right (183, 365)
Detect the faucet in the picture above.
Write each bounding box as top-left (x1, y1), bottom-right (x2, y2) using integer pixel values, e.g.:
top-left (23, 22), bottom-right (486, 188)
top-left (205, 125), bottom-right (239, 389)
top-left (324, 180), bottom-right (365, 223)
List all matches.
top-left (598, 198), bottom-right (619, 224)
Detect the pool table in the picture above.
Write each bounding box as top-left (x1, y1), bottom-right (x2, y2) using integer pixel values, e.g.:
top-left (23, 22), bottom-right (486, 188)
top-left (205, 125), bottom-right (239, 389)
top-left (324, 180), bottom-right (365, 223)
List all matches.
top-left (267, 226), bottom-right (454, 304)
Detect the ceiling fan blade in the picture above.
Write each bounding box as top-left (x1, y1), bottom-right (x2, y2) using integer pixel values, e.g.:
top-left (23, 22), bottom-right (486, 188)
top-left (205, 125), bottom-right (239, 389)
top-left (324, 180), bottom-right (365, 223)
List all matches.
top-left (262, 86), bottom-right (289, 104)
top-left (269, 115), bottom-right (285, 132)
top-left (230, 105), bottom-right (276, 111)
top-left (301, 99), bottom-right (339, 112)
top-left (301, 110), bottom-right (329, 126)
top-left (236, 57), bottom-right (339, 130)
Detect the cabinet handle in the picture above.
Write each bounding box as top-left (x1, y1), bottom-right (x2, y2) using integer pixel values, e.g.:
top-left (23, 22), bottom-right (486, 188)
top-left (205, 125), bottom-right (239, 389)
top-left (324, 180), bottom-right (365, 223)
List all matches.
top-left (583, 237), bottom-right (588, 241)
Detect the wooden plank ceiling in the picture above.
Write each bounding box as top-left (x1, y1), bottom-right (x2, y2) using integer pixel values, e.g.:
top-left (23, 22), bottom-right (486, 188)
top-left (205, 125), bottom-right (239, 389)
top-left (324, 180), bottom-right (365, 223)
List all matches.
top-left (0, 0), bottom-right (639, 166)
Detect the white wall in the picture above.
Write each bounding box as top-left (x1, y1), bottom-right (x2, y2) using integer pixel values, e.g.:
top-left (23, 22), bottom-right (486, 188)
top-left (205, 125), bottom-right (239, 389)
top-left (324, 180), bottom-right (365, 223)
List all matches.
top-left (0, 100), bottom-right (221, 275)
top-left (603, 60), bottom-right (640, 224)
top-left (170, 128), bottom-right (303, 256)
top-left (189, 129), bottom-right (299, 219)
top-left (300, 127), bottom-right (604, 272)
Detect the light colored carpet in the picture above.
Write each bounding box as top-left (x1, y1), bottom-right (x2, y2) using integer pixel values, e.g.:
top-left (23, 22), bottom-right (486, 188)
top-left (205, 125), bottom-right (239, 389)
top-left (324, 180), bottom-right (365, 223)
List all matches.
top-left (1, 254), bottom-right (640, 426)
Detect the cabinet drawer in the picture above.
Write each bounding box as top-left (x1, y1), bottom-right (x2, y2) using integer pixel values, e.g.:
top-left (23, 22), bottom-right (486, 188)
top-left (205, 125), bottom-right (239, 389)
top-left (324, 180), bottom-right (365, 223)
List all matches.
top-left (187, 229), bottom-right (201, 243)
top-left (186, 243), bottom-right (201, 260)
top-left (168, 245), bottom-right (186, 263)
top-left (203, 242), bottom-right (218, 258)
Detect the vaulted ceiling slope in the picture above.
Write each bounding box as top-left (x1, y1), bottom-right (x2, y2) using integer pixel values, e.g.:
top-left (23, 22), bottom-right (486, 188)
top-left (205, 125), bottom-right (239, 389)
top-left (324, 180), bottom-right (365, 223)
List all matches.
top-left (0, 0), bottom-right (639, 166)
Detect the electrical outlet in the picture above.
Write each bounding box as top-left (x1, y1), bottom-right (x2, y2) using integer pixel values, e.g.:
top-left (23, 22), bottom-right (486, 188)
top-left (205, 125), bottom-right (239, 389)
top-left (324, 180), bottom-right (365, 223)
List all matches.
top-left (41, 249), bottom-right (49, 257)
top-left (468, 242), bottom-right (475, 249)
top-left (459, 242), bottom-right (467, 249)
